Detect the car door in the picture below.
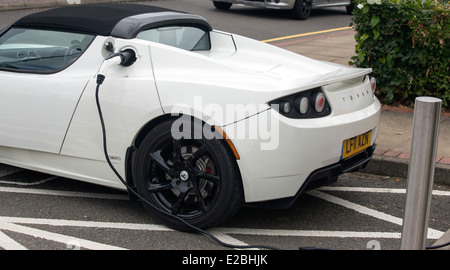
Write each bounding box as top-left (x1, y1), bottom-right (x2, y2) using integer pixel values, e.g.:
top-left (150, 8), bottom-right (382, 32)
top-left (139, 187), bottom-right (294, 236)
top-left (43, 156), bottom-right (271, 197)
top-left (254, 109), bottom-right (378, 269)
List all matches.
top-left (0, 27), bottom-right (99, 154)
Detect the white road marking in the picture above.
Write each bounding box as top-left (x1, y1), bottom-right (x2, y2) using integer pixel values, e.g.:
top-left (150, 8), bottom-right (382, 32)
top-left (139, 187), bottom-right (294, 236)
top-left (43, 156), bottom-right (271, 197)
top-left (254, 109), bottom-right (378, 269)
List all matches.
top-left (1, 184), bottom-right (448, 202)
top-left (0, 221), bottom-right (126, 250)
top-left (0, 216), bottom-right (248, 250)
top-left (0, 215), bottom-right (441, 240)
top-left (214, 227), bottom-right (403, 239)
top-left (308, 190), bottom-right (444, 239)
top-left (261, 27), bottom-right (354, 43)
top-left (317, 186), bottom-right (450, 196)
top-left (0, 215), bottom-right (419, 251)
top-left (0, 183), bottom-right (448, 249)
top-left (0, 230), bottom-right (27, 250)
top-left (0, 186), bottom-right (129, 200)
top-left (0, 216), bottom-right (171, 231)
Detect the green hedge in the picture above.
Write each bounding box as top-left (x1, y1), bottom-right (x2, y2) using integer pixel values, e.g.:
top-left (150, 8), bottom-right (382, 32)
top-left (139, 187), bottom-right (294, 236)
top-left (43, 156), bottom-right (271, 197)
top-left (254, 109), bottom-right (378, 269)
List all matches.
top-left (350, 0), bottom-right (449, 110)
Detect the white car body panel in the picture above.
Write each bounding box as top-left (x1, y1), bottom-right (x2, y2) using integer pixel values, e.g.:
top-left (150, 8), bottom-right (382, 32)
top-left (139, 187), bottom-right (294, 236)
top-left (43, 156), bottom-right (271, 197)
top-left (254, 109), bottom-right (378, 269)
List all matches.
top-left (154, 31), bottom-right (372, 127)
top-left (60, 38), bottom-right (163, 163)
top-left (0, 37), bottom-right (164, 189)
top-left (0, 40), bottom-right (103, 154)
top-left (0, 145), bottom-right (126, 189)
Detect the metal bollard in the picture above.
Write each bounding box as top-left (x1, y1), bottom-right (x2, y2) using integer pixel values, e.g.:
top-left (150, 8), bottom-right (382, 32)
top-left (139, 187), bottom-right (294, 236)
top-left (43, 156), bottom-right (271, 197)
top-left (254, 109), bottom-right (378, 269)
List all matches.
top-left (400, 97), bottom-right (442, 250)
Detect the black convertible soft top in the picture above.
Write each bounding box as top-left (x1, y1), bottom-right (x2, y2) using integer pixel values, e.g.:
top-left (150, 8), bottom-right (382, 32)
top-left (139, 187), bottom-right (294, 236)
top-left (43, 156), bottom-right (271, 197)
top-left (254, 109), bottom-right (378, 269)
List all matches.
top-left (11, 4), bottom-right (212, 38)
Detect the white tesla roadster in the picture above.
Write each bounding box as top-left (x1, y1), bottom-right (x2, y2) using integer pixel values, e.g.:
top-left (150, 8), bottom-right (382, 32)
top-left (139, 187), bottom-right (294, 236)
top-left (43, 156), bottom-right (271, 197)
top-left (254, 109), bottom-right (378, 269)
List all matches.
top-left (0, 4), bottom-right (380, 231)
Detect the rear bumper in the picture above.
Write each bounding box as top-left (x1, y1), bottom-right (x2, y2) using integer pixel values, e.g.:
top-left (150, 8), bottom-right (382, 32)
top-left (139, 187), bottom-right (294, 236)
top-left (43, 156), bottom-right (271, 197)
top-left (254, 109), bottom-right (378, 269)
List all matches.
top-left (249, 144), bottom-right (376, 209)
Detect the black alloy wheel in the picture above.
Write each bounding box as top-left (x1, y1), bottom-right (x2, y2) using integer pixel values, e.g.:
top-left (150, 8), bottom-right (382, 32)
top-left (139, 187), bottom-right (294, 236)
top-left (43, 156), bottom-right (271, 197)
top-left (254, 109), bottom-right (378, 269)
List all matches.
top-left (133, 118), bottom-right (243, 231)
top-left (213, 1), bottom-right (233, 10)
top-left (346, 1), bottom-right (355, 15)
top-left (292, 0), bottom-right (313, 20)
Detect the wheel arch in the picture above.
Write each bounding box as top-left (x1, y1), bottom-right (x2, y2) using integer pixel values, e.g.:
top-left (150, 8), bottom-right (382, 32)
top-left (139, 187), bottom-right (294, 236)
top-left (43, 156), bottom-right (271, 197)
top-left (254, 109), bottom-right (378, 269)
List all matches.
top-left (125, 113), bottom-right (243, 198)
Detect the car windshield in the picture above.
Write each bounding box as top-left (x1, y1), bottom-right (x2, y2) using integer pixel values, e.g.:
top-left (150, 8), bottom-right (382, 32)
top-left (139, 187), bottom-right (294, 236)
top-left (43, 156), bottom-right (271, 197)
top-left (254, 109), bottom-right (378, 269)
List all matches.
top-left (0, 27), bottom-right (95, 72)
top-left (137, 26), bottom-right (210, 51)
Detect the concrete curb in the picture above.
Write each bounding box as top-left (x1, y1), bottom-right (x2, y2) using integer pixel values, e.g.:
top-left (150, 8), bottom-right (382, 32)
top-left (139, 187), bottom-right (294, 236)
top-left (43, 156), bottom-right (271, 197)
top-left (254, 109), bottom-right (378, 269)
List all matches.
top-left (361, 155), bottom-right (450, 186)
top-left (0, 0), bottom-right (149, 11)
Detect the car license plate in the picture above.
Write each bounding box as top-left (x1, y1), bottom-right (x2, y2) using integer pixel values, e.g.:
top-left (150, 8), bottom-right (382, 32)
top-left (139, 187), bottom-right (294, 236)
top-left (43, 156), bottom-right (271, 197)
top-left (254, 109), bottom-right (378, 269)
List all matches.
top-left (341, 131), bottom-right (371, 159)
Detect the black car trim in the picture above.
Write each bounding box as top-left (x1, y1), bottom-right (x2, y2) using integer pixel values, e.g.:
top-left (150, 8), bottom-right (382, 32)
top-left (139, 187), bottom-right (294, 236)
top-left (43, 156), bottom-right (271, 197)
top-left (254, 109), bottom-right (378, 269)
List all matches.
top-left (111, 12), bottom-right (212, 39)
top-left (10, 4), bottom-right (212, 38)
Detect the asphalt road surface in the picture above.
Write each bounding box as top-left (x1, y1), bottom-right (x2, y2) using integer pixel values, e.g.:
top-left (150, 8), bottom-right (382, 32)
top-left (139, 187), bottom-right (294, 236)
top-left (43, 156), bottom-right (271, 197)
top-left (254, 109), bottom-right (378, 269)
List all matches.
top-left (143, 0), bottom-right (355, 40)
top-left (0, 0), bottom-right (354, 39)
top-left (1, 163), bottom-right (449, 251)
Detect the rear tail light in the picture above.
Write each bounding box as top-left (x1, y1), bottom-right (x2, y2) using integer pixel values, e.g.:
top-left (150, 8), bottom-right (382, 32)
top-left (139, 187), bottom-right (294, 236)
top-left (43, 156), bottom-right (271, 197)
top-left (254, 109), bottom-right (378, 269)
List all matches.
top-left (370, 76), bottom-right (377, 94)
top-left (312, 92), bottom-right (326, 113)
top-left (298, 96), bottom-right (309, 114)
top-left (269, 88), bottom-right (331, 119)
top-left (280, 101), bottom-right (291, 114)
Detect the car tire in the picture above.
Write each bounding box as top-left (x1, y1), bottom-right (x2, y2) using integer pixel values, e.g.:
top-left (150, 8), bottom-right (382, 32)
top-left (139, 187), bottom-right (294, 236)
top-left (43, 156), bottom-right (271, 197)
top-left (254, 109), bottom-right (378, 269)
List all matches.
top-left (133, 118), bottom-right (243, 231)
top-left (213, 1), bottom-right (233, 10)
top-left (346, 2), bottom-right (355, 15)
top-left (292, 0), bottom-right (312, 20)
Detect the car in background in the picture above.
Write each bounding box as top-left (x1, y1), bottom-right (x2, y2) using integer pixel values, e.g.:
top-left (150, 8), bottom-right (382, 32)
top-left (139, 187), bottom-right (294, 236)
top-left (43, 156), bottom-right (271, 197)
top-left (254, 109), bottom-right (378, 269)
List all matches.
top-left (211, 0), bottom-right (355, 20)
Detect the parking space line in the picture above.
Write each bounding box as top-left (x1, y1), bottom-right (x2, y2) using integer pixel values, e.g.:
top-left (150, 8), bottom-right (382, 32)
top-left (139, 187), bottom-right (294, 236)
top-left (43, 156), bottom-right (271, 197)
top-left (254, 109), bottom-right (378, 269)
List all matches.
top-left (0, 186), bottom-right (129, 200)
top-left (0, 216), bottom-right (171, 231)
top-left (0, 230), bottom-right (27, 250)
top-left (0, 215), bottom-right (436, 242)
top-left (214, 227), bottom-right (402, 239)
top-left (0, 215), bottom-right (408, 251)
top-left (1, 182), bottom-right (447, 249)
top-left (308, 190), bottom-right (444, 239)
top-left (1, 212), bottom-right (445, 250)
top-left (261, 26), bottom-right (353, 43)
top-left (0, 216), bottom-right (252, 250)
top-left (317, 186), bottom-right (450, 196)
top-left (0, 222), bottom-right (126, 250)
